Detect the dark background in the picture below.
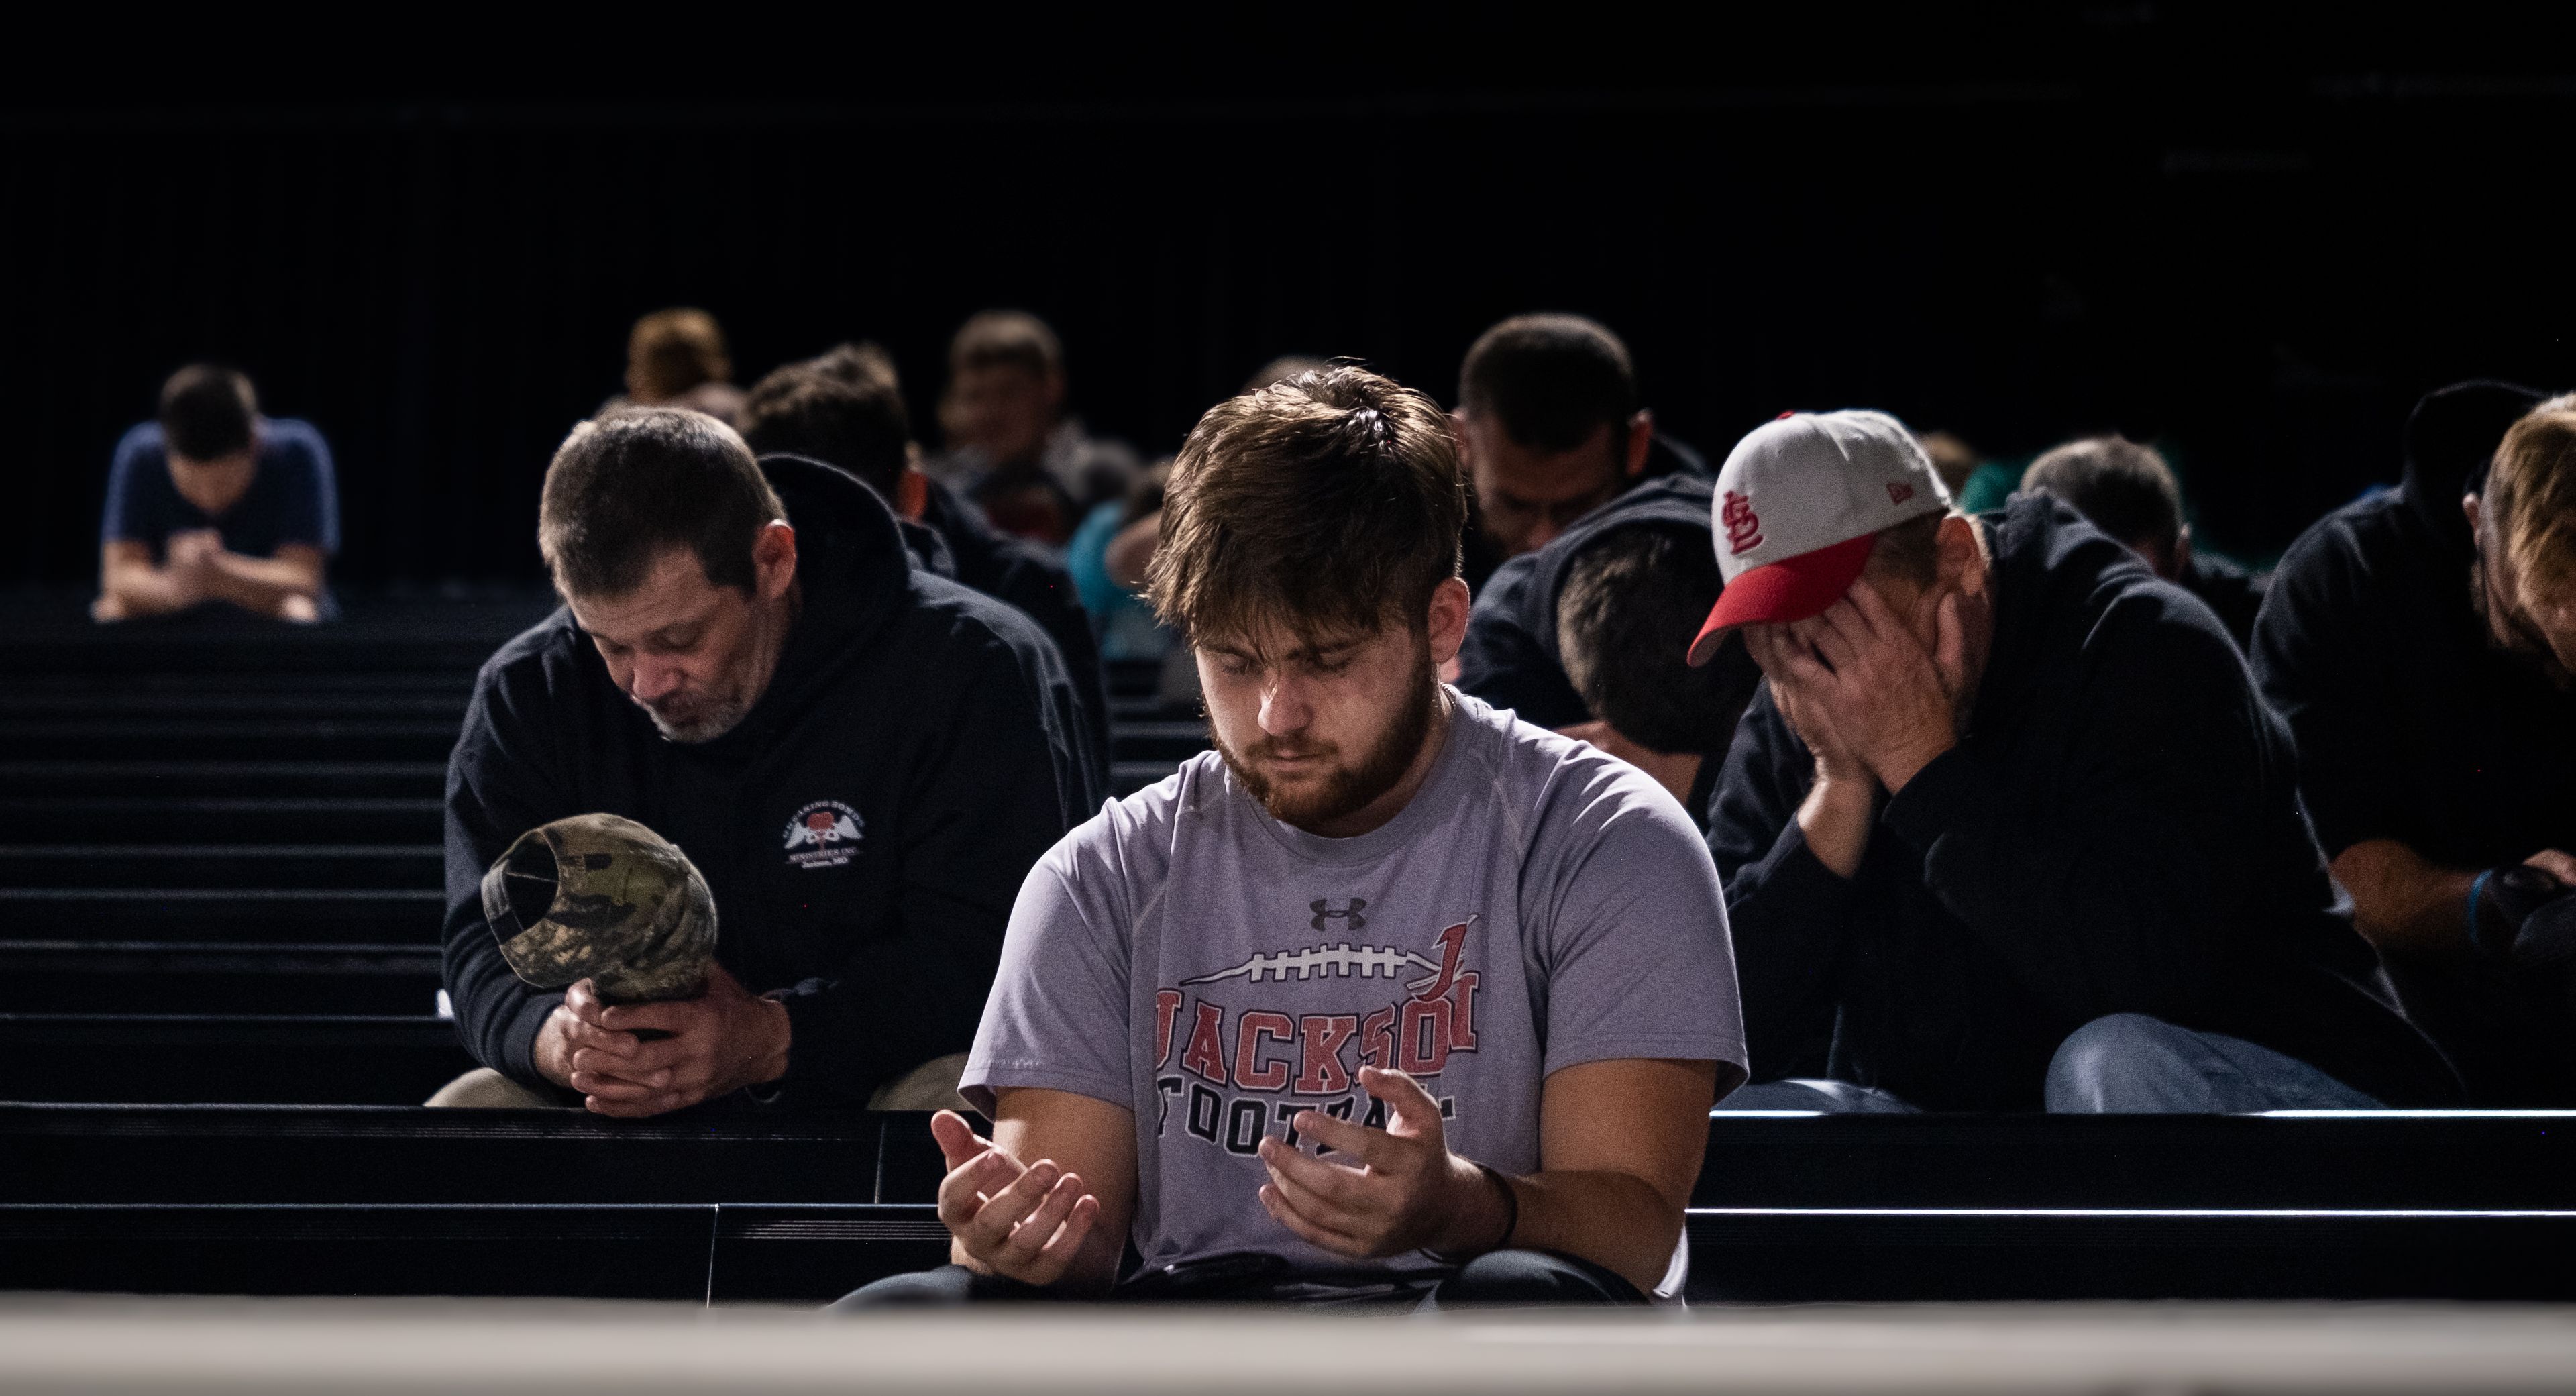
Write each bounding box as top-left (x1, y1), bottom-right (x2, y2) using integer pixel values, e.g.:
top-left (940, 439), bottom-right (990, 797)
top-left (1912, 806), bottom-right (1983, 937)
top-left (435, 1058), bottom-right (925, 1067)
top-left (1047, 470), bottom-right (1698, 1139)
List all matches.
top-left (8, 5), bottom-right (2572, 588)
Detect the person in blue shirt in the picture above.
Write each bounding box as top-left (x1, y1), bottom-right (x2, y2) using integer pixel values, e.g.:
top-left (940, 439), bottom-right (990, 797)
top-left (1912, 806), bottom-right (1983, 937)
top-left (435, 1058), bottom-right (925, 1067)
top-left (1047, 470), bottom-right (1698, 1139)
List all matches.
top-left (95, 364), bottom-right (340, 623)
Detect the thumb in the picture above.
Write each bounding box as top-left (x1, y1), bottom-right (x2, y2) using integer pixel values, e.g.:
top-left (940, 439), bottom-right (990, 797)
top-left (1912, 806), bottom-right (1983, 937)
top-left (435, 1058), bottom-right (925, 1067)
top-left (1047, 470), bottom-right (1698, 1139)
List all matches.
top-left (1360, 1066), bottom-right (1444, 1141)
top-left (930, 1109), bottom-right (996, 1170)
top-left (1933, 592), bottom-right (1968, 698)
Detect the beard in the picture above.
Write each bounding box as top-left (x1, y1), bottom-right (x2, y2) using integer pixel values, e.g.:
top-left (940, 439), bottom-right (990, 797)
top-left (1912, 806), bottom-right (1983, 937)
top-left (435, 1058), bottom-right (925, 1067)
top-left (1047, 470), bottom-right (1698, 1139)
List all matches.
top-left (1212, 654), bottom-right (1440, 831)
top-left (637, 685), bottom-right (755, 744)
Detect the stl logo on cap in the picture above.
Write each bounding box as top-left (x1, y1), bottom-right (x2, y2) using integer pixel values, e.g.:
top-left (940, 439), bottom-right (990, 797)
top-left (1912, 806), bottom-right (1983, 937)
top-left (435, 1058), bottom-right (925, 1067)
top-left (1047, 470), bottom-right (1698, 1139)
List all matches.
top-left (1684, 409), bottom-right (1951, 667)
top-left (1720, 490), bottom-right (1764, 556)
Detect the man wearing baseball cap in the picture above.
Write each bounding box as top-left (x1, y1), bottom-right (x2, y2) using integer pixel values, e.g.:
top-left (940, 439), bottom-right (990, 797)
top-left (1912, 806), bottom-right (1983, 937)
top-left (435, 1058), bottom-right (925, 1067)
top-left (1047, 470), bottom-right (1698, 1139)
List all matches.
top-left (1697, 409), bottom-right (2457, 1112)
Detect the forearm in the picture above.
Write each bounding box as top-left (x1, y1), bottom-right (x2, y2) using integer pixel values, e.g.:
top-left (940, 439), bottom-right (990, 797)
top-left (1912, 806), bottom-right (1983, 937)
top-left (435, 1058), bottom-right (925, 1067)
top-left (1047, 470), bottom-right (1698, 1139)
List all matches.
top-left (1794, 774), bottom-right (1876, 877)
top-left (203, 551), bottom-right (322, 614)
top-left (2333, 840), bottom-right (2475, 955)
top-left (101, 561), bottom-right (195, 616)
top-left (1505, 1168), bottom-right (1685, 1295)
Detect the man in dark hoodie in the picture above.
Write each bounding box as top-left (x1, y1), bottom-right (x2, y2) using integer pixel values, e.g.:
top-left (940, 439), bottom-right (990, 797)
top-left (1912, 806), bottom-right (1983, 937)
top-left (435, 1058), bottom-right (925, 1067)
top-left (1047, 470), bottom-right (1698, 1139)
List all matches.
top-left (737, 354), bottom-right (1111, 792)
top-left (1454, 473), bottom-right (1756, 820)
top-left (2253, 384), bottom-right (2576, 1103)
top-left (432, 409), bottom-right (1099, 1115)
top-left (2019, 435), bottom-right (2268, 651)
top-left (1699, 409), bottom-right (2454, 1112)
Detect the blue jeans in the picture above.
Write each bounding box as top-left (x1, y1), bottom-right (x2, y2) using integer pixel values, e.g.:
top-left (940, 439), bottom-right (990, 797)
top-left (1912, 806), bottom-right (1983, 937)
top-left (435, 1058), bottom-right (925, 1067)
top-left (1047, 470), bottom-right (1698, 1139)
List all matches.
top-left (1711, 1014), bottom-right (2385, 1114)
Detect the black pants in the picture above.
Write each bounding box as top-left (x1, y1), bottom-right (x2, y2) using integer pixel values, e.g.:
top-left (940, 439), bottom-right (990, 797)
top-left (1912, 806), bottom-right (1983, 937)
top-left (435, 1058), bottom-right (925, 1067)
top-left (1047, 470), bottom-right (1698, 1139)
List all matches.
top-left (831, 1249), bottom-right (1646, 1310)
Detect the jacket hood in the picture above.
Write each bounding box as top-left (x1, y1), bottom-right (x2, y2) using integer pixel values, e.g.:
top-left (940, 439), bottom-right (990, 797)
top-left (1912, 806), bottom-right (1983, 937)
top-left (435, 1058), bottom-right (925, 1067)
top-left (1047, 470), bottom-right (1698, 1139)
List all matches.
top-left (1525, 474), bottom-right (1718, 667)
top-left (2399, 380), bottom-right (2544, 552)
top-left (700, 453), bottom-right (916, 754)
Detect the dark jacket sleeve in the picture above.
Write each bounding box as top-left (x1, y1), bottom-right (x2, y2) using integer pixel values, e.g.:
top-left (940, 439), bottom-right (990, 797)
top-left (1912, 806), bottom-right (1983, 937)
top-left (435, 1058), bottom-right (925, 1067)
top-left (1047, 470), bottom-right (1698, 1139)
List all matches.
top-left (1882, 596), bottom-right (2271, 1025)
top-left (440, 652), bottom-right (576, 1086)
top-left (1703, 683), bottom-right (1857, 1077)
top-left (767, 625), bottom-right (1091, 1102)
top-left (994, 549), bottom-right (1113, 799)
top-left (1455, 553), bottom-right (1591, 730)
top-left (2249, 526), bottom-right (2409, 859)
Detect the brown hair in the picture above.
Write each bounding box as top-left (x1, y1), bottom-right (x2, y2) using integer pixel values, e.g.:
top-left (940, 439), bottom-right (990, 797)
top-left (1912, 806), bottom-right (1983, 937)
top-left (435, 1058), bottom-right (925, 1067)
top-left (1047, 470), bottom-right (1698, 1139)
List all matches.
top-left (627, 308), bottom-right (733, 402)
top-left (539, 409), bottom-right (785, 598)
top-left (949, 310), bottom-right (1062, 379)
top-left (736, 360), bottom-right (912, 496)
top-left (2021, 435), bottom-right (2184, 551)
top-left (2489, 394), bottom-right (2576, 598)
top-left (1146, 366), bottom-right (1464, 647)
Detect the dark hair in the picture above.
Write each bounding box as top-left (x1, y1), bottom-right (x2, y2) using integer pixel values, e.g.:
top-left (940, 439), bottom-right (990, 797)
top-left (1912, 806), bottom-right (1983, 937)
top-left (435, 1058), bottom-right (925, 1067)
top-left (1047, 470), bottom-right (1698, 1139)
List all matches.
top-left (1557, 524), bottom-right (1752, 754)
top-left (158, 364), bottom-right (258, 462)
top-left (1458, 314), bottom-right (1638, 453)
top-left (627, 308), bottom-right (733, 402)
top-left (2021, 436), bottom-right (2184, 551)
top-left (539, 409), bottom-right (786, 598)
top-left (949, 310), bottom-right (1063, 379)
top-left (1147, 366), bottom-right (1464, 645)
top-left (814, 341), bottom-right (902, 396)
top-left (736, 362), bottom-right (912, 496)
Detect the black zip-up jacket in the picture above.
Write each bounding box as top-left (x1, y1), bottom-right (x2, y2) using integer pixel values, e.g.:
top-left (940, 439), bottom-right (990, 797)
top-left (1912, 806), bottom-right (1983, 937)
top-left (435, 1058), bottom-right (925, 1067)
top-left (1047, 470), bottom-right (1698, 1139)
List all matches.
top-left (2251, 381), bottom-right (2576, 1102)
top-left (441, 455), bottom-right (1101, 1102)
top-left (1456, 474), bottom-right (1718, 733)
top-left (913, 476), bottom-right (1110, 795)
top-left (1707, 495), bottom-right (2457, 1109)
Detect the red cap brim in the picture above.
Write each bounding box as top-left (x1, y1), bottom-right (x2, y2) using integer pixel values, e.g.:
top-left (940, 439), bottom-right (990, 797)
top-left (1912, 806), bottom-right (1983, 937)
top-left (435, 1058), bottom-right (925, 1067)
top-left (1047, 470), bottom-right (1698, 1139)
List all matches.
top-left (1686, 533), bottom-right (1876, 667)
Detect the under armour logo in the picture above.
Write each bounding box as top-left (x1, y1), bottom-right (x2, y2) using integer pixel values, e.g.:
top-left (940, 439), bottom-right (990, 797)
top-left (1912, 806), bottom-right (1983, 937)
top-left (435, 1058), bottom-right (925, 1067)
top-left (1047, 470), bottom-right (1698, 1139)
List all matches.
top-left (1311, 898), bottom-right (1368, 932)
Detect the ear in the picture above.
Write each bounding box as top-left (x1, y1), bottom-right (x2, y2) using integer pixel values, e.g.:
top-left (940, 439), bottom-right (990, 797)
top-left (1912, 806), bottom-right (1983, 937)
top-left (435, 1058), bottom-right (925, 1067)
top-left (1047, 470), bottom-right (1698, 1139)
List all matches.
top-left (1625, 409), bottom-right (1655, 478)
top-left (2172, 523), bottom-right (2194, 576)
top-left (751, 521), bottom-right (798, 602)
top-left (1935, 515), bottom-right (1988, 598)
top-left (1041, 368), bottom-right (1069, 414)
top-left (1449, 412), bottom-right (1476, 474)
top-left (2464, 492), bottom-right (2484, 537)
top-left (1426, 577), bottom-right (1472, 668)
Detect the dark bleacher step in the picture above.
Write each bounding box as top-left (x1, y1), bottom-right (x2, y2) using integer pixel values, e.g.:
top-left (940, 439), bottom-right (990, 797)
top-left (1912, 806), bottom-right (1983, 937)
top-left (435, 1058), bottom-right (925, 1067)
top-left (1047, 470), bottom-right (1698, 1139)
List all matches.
top-left (0, 1014), bottom-right (472, 1104)
top-left (1111, 720), bottom-right (1208, 763)
top-left (0, 942), bottom-right (442, 1014)
top-left (0, 845), bottom-right (443, 890)
top-left (0, 691), bottom-right (468, 722)
top-left (0, 797), bottom-right (443, 845)
top-left (0, 1204), bottom-right (721, 1299)
top-left (0, 762), bottom-right (449, 801)
top-left (0, 888), bottom-right (443, 943)
top-left (0, 720), bottom-right (460, 764)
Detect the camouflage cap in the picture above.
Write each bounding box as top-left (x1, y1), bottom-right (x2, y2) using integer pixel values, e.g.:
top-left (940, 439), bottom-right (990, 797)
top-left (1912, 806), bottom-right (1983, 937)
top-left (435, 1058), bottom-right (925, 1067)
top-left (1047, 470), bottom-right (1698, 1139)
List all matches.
top-left (481, 813), bottom-right (718, 1004)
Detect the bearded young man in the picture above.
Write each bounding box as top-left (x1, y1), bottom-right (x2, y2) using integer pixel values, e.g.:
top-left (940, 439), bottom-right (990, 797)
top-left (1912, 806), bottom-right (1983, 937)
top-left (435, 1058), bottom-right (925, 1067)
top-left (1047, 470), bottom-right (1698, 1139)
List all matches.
top-left (434, 409), bottom-right (1098, 1116)
top-left (839, 366), bottom-right (1745, 1307)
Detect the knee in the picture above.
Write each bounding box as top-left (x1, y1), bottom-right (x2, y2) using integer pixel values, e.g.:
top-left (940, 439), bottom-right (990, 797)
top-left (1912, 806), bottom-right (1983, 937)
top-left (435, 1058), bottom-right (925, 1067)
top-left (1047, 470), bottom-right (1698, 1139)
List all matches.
top-left (2045, 1013), bottom-right (2198, 1112)
top-left (1432, 1250), bottom-right (1640, 1307)
top-left (828, 1264), bottom-right (984, 1309)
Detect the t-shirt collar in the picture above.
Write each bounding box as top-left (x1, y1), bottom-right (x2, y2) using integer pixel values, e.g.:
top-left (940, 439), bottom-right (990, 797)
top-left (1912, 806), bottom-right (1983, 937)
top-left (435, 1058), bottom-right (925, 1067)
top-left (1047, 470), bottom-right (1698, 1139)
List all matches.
top-left (1245, 687), bottom-right (1479, 867)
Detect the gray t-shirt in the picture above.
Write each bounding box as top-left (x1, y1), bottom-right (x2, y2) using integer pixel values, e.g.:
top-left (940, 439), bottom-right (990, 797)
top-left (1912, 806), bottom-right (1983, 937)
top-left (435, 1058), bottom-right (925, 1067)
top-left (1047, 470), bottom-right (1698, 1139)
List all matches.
top-left (965, 691), bottom-right (1746, 1280)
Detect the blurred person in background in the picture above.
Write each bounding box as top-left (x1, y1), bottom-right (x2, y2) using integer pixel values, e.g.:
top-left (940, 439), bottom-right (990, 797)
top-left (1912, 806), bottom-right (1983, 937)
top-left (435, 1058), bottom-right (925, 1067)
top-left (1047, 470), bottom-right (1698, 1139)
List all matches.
top-left (738, 353), bottom-right (1110, 791)
top-left (928, 309), bottom-right (1139, 546)
top-left (603, 307), bottom-right (747, 425)
top-left (1450, 314), bottom-right (1705, 595)
top-left (94, 364), bottom-right (337, 624)
top-left (2021, 435), bottom-right (2267, 649)
top-left (2254, 384), bottom-right (2576, 1103)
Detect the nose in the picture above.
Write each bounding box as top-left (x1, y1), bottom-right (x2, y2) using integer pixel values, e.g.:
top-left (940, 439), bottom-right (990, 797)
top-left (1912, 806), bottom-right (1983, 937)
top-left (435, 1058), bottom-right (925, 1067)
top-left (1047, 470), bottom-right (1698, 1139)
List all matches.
top-left (1257, 674), bottom-right (1312, 738)
top-left (628, 657), bottom-right (685, 705)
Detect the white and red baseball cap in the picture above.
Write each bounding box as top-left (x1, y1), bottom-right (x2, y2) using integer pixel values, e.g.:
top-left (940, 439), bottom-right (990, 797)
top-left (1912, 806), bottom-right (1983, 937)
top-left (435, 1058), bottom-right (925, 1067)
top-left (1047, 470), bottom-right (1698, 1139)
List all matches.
top-left (1686, 409), bottom-right (1951, 667)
